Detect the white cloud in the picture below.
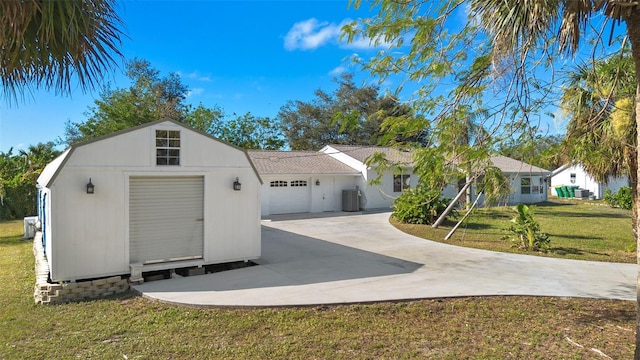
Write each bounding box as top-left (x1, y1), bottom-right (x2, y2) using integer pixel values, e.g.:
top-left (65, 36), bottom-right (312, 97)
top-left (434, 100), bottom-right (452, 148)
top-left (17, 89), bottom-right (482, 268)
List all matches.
top-left (186, 88), bottom-right (204, 97)
top-left (284, 18), bottom-right (396, 51)
top-left (284, 18), bottom-right (342, 51)
top-left (178, 70), bottom-right (211, 82)
top-left (329, 65), bottom-right (347, 75)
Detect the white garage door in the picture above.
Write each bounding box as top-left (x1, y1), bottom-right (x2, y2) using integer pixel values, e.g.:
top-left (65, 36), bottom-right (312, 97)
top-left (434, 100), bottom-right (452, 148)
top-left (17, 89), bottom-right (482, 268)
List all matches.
top-left (269, 178), bottom-right (311, 215)
top-left (129, 176), bottom-right (204, 264)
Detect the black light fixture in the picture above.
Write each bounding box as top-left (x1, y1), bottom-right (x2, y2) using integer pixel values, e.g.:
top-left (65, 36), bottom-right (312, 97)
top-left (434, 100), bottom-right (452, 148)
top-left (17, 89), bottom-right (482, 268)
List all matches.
top-left (233, 177), bottom-right (241, 191)
top-left (86, 178), bottom-right (95, 194)
top-left (315, 179), bottom-right (320, 186)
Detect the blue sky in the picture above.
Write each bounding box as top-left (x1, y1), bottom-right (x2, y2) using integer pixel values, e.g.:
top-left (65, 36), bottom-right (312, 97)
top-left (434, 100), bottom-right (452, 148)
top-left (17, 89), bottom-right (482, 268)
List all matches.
top-left (0, 0), bottom-right (596, 153)
top-left (0, 0), bottom-right (386, 152)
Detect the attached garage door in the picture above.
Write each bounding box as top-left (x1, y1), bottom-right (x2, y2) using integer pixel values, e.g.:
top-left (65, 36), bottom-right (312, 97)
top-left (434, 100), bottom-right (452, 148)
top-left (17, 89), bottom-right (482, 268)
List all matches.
top-left (129, 176), bottom-right (204, 264)
top-left (269, 178), bottom-right (310, 215)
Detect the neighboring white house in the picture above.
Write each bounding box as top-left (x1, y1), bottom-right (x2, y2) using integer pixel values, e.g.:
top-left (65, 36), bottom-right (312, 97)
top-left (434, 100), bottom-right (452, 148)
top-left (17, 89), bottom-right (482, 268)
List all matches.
top-left (36, 118), bottom-right (262, 283)
top-left (550, 163), bottom-right (629, 199)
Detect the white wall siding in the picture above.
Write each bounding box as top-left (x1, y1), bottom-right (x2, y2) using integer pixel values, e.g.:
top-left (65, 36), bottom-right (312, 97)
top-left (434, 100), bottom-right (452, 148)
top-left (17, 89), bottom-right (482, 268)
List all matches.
top-left (259, 175), bottom-right (358, 216)
top-left (358, 168), bottom-right (416, 211)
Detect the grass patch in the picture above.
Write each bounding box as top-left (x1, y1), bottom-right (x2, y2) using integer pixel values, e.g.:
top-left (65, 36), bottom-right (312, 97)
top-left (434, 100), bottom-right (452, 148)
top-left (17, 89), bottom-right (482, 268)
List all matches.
top-left (1, 218), bottom-right (636, 359)
top-left (393, 198), bottom-right (635, 263)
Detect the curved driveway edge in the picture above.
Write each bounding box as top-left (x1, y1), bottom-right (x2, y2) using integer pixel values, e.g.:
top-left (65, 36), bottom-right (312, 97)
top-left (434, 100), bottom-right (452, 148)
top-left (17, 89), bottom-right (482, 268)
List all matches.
top-left (132, 212), bottom-right (636, 307)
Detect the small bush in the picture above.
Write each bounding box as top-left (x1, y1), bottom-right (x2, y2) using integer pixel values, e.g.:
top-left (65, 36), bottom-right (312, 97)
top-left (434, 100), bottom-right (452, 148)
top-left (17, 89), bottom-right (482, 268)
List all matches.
top-left (504, 203), bottom-right (550, 252)
top-left (604, 186), bottom-right (632, 210)
top-left (392, 186), bottom-right (451, 224)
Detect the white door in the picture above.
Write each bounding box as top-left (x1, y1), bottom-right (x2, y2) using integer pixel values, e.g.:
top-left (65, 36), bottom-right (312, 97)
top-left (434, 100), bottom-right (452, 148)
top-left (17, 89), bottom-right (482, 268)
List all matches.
top-left (320, 177), bottom-right (335, 212)
top-left (129, 176), bottom-right (204, 264)
top-left (269, 178), bottom-right (311, 214)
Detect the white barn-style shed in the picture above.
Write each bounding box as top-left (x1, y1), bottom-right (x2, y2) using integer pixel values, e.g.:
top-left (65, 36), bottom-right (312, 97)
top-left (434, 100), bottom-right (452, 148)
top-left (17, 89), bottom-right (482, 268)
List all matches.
top-left (37, 118), bottom-right (261, 283)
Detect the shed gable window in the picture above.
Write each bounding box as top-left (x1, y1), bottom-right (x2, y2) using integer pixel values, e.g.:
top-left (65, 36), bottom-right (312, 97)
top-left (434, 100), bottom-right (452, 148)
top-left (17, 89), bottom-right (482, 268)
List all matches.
top-left (156, 130), bottom-right (180, 166)
top-left (270, 180), bottom-right (287, 187)
top-left (521, 177), bottom-right (531, 194)
top-left (291, 180), bottom-right (307, 187)
top-left (570, 173), bottom-right (576, 184)
top-left (394, 174), bottom-right (411, 192)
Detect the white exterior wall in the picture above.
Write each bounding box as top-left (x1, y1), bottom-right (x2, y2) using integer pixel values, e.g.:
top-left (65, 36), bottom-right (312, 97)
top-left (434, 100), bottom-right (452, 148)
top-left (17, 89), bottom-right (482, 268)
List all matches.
top-left (465, 173), bottom-right (548, 206)
top-left (550, 164), bottom-right (629, 199)
top-left (259, 174), bottom-right (357, 216)
top-left (41, 121), bottom-right (261, 282)
top-left (359, 168), bottom-right (417, 211)
top-left (508, 174), bottom-right (547, 205)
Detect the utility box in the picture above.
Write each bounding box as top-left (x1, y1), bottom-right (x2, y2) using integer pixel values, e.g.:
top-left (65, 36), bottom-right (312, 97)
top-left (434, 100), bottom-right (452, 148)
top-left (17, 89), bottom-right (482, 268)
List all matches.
top-left (342, 189), bottom-right (360, 212)
top-left (23, 216), bottom-right (38, 239)
top-left (574, 189), bottom-right (588, 199)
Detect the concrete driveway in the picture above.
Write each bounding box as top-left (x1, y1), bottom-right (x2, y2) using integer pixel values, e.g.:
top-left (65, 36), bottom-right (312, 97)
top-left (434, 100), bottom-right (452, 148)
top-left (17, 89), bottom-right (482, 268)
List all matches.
top-left (132, 211), bottom-right (636, 307)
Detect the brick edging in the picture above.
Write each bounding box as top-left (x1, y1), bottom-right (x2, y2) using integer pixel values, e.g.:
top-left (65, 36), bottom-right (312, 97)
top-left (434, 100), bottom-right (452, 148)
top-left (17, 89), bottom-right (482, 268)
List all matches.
top-left (33, 232), bottom-right (129, 304)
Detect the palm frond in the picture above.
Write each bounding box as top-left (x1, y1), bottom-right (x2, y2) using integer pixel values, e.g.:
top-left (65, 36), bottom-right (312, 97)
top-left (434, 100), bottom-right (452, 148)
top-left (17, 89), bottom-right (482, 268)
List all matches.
top-left (0, 0), bottom-right (125, 102)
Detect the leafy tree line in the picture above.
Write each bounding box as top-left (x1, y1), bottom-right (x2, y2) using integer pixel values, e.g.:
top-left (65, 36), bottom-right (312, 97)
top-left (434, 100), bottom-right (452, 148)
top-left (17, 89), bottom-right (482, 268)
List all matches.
top-left (63, 58), bottom-right (285, 150)
top-left (0, 143), bottom-right (60, 220)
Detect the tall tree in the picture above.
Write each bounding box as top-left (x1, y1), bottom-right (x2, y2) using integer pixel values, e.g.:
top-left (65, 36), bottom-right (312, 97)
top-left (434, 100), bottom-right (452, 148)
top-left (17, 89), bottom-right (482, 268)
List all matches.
top-left (217, 113), bottom-right (285, 150)
top-left (497, 131), bottom-right (568, 171)
top-left (63, 59), bottom-right (222, 145)
top-left (344, 0), bottom-right (640, 354)
top-left (279, 72), bottom-right (415, 150)
top-left (63, 58), bottom-right (283, 150)
top-left (561, 52), bottom-right (637, 231)
top-left (0, 0), bottom-right (125, 102)
top-left (562, 53), bottom-right (636, 185)
top-left (0, 143), bottom-right (60, 220)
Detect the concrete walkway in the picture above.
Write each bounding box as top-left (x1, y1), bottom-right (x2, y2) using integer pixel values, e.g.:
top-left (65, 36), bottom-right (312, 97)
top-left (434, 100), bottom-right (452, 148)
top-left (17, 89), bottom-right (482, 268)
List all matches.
top-left (132, 211), bottom-right (637, 307)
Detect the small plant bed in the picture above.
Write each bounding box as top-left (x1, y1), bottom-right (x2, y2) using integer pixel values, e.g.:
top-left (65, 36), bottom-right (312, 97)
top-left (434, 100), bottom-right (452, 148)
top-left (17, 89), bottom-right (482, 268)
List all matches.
top-left (392, 199), bottom-right (635, 263)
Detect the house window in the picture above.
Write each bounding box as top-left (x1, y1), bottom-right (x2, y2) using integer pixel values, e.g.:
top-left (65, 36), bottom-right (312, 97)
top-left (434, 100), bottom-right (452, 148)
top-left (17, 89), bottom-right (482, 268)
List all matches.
top-left (570, 173), bottom-right (576, 184)
top-left (394, 174), bottom-right (411, 192)
top-left (270, 181), bottom-right (287, 187)
top-left (156, 130), bottom-right (180, 165)
top-left (521, 177), bottom-right (531, 194)
top-left (290, 180), bottom-right (307, 187)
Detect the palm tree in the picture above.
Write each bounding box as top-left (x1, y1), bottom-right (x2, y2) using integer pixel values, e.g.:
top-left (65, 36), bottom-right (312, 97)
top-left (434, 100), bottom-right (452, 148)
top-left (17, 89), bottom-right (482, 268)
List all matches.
top-left (0, 0), bottom-right (125, 102)
top-left (561, 53), bottom-right (637, 224)
top-left (467, 1), bottom-right (640, 356)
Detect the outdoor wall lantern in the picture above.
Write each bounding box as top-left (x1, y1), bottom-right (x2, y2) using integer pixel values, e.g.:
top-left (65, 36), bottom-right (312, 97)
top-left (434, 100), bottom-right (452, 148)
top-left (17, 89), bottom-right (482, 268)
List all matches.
top-left (233, 177), bottom-right (241, 191)
top-left (316, 179), bottom-right (320, 186)
top-left (86, 178), bottom-right (95, 194)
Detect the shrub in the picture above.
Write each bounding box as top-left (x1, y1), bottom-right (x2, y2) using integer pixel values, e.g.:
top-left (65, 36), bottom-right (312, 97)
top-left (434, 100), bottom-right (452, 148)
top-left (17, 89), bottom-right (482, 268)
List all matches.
top-left (504, 203), bottom-right (550, 252)
top-left (604, 186), bottom-right (632, 210)
top-left (392, 186), bottom-right (451, 224)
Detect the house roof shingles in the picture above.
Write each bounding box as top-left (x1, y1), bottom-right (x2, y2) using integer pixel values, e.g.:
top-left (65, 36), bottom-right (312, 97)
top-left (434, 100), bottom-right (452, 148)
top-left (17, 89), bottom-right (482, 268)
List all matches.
top-left (325, 144), bottom-right (414, 165)
top-left (247, 150), bottom-right (360, 175)
top-left (490, 155), bottom-right (549, 174)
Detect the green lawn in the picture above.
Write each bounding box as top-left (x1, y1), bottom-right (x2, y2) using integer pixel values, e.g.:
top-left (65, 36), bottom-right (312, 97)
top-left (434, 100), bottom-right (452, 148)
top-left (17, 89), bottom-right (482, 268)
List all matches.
top-left (393, 198), bottom-right (636, 263)
top-left (0, 209), bottom-right (636, 359)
